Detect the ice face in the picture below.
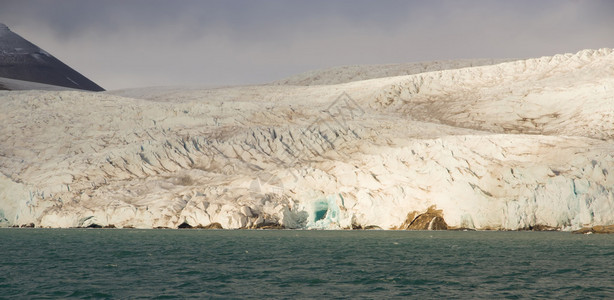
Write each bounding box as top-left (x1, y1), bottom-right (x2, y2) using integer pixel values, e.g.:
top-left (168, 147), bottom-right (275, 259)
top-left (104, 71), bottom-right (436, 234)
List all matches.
top-left (306, 196), bottom-right (342, 229)
top-left (1, 48), bottom-right (614, 230)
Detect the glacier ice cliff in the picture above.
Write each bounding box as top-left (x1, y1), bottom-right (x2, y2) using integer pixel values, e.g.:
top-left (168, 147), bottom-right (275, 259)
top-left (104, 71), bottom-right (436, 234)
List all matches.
top-left (1, 48), bottom-right (614, 230)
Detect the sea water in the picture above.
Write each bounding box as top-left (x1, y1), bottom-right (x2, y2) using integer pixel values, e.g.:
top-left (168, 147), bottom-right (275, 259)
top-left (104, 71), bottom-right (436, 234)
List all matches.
top-left (1, 229), bottom-right (613, 299)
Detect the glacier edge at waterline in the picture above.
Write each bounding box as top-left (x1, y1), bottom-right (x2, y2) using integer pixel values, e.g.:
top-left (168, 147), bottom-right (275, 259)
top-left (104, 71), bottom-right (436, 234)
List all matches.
top-left (1, 48), bottom-right (614, 230)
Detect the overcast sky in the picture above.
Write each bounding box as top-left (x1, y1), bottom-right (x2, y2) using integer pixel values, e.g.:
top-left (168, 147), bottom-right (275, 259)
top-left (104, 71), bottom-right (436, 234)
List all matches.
top-left (1, 0), bottom-right (613, 90)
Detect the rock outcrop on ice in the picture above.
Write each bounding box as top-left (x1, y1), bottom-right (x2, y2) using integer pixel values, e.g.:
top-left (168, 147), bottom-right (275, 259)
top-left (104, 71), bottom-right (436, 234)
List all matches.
top-left (1, 48), bottom-right (613, 230)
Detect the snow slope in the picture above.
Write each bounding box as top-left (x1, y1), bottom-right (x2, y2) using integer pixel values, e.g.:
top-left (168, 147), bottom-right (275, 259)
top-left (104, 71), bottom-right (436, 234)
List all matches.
top-left (1, 48), bottom-right (613, 230)
top-left (271, 58), bottom-right (514, 86)
top-left (0, 76), bottom-right (78, 91)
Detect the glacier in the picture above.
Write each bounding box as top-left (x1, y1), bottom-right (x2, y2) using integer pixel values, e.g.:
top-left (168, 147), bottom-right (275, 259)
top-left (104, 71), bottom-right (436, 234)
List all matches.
top-left (1, 48), bottom-right (613, 230)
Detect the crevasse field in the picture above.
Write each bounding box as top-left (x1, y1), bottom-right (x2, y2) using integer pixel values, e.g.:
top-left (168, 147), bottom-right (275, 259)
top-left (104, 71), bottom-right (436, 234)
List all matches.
top-left (1, 48), bottom-right (613, 230)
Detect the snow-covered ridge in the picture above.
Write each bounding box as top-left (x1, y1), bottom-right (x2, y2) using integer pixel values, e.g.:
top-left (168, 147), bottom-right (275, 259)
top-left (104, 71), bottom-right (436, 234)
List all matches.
top-left (272, 58), bottom-right (515, 86)
top-left (1, 48), bottom-right (613, 230)
top-left (0, 76), bottom-right (78, 91)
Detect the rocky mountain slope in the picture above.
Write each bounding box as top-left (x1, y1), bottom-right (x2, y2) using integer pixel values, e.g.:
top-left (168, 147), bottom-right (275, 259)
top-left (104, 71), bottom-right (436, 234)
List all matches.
top-left (0, 23), bottom-right (104, 91)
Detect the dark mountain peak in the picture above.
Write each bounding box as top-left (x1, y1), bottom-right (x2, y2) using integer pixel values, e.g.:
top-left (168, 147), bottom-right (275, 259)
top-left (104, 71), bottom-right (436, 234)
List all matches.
top-left (0, 23), bottom-right (104, 91)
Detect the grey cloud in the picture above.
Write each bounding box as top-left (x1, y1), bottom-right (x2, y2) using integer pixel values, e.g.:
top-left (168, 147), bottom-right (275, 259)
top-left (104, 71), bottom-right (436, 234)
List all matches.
top-left (0, 0), bottom-right (612, 90)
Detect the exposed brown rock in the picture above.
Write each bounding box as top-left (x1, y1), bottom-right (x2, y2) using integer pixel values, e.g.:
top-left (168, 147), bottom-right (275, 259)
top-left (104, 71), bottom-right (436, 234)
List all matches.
top-left (573, 224), bottom-right (614, 234)
top-left (350, 224), bottom-right (382, 230)
top-left (398, 206), bottom-right (448, 230)
top-left (398, 212), bottom-right (418, 230)
top-left (522, 224), bottom-right (558, 231)
top-left (194, 223), bottom-right (225, 229)
top-left (572, 227), bottom-right (594, 234)
top-left (20, 223), bottom-right (35, 228)
top-left (252, 222), bottom-right (284, 229)
top-left (103, 224), bottom-right (116, 229)
top-left (202, 222), bottom-right (223, 229)
top-left (593, 225), bottom-right (614, 233)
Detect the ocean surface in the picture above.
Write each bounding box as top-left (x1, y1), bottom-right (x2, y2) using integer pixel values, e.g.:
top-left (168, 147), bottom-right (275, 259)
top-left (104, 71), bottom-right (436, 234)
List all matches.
top-left (1, 229), bottom-right (613, 299)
